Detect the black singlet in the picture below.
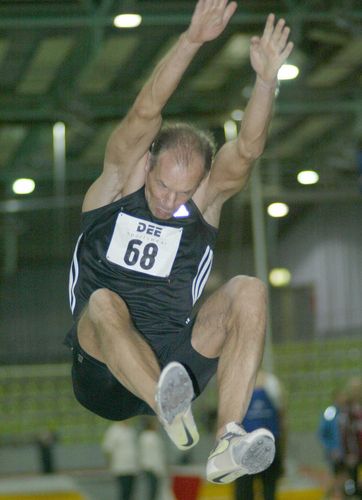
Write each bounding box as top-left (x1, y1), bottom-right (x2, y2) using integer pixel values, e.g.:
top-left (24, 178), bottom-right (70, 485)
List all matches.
top-left (67, 186), bottom-right (218, 346)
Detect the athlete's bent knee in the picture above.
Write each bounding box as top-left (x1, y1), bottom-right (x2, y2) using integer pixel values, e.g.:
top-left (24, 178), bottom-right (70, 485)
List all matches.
top-left (229, 275), bottom-right (266, 295)
top-left (88, 288), bottom-right (129, 323)
top-left (228, 275), bottom-right (267, 307)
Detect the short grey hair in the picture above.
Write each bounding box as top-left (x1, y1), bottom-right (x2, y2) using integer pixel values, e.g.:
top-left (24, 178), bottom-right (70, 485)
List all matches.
top-left (150, 122), bottom-right (216, 173)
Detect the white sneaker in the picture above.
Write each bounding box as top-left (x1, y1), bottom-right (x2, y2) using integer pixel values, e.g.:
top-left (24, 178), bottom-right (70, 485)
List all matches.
top-left (155, 362), bottom-right (199, 450)
top-left (206, 422), bottom-right (275, 484)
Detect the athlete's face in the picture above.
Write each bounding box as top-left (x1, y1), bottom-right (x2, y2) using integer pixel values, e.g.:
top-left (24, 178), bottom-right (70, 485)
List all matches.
top-left (145, 148), bottom-right (205, 220)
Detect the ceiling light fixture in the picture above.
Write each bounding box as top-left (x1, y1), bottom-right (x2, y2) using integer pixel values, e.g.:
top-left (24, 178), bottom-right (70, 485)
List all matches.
top-left (12, 178), bottom-right (35, 195)
top-left (278, 64), bottom-right (299, 80)
top-left (269, 268), bottom-right (291, 287)
top-left (113, 13), bottom-right (142, 28)
top-left (224, 119), bottom-right (238, 141)
top-left (267, 202), bottom-right (289, 218)
top-left (231, 109), bottom-right (244, 121)
top-left (297, 170), bottom-right (319, 185)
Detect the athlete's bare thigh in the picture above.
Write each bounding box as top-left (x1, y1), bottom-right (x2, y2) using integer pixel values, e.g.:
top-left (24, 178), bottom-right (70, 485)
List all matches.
top-left (77, 307), bottom-right (104, 361)
top-left (191, 280), bottom-right (234, 359)
top-left (191, 275), bottom-right (265, 359)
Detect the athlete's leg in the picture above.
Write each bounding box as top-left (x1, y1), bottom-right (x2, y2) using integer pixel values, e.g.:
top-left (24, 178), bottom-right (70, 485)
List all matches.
top-left (191, 275), bottom-right (267, 435)
top-left (77, 288), bottom-right (160, 411)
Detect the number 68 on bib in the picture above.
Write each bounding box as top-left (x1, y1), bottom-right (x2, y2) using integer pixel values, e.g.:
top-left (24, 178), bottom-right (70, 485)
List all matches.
top-left (107, 213), bottom-right (183, 278)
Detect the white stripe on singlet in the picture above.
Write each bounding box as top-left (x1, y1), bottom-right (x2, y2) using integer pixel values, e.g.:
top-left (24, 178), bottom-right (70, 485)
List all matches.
top-left (192, 245), bottom-right (213, 305)
top-left (69, 233), bottom-right (83, 313)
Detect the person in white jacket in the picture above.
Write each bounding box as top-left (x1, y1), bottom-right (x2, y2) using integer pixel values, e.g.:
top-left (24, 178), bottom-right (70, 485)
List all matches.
top-left (102, 421), bottom-right (139, 500)
top-left (139, 418), bottom-right (168, 500)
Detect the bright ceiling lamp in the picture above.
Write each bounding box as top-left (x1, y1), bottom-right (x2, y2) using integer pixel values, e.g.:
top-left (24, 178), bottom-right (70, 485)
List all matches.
top-left (297, 170), bottom-right (319, 185)
top-left (231, 109), bottom-right (244, 121)
top-left (12, 178), bottom-right (35, 195)
top-left (224, 119), bottom-right (237, 141)
top-left (269, 268), bottom-right (291, 287)
top-left (267, 202), bottom-right (289, 218)
top-left (278, 64), bottom-right (299, 80)
top-left (113, 13), bottom-right (142, 28)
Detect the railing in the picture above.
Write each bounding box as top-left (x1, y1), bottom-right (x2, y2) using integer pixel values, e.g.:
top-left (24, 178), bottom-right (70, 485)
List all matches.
top-left (0, 364), bottom-right (108, 445)
top-left (0, 336), bottom-right (361, 443)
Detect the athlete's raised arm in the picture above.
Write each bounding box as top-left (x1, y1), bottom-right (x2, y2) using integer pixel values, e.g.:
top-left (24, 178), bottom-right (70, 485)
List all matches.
top-left (208, 14), bottom-right (294, 204)
top-left (83, 0), bottom-right (237, 211)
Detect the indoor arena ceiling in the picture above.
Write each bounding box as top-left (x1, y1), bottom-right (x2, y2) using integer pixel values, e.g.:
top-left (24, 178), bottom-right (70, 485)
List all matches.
top-left (0, 0), bottom-right (361, 214)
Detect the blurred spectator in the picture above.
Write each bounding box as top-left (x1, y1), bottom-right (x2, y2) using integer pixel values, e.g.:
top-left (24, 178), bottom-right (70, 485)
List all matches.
top-left (340, 376), bottom-right (362, 499)
top-left (102, 420), bottom-right (139, 500)
top-left (318, 388), bottom-right (348, 500)
top-left (235, 370), bottom-right (286, 500)
top-left (139, 418), bottom-right (168, 500)
top-left (35, 428), bottom-right (58, 474)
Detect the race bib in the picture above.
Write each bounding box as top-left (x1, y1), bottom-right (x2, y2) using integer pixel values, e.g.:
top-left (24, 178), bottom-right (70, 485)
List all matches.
top-left (106, 213), bottom-right (183, 278)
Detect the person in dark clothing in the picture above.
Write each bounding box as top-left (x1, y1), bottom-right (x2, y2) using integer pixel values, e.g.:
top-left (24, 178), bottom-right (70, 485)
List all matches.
top-left (340, 377), bottom-right (362, 499)
top-left (235, 371), bottom-right (287, 500)
top-left (66, 0), bottom-right (293, 484)
top-left (35, 429), bottom-right (58, 474)
top-left (318, 388), bottom-right (348, 500)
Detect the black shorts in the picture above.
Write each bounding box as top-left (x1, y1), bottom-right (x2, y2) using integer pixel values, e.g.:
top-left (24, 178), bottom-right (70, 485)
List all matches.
top-left (68, 320), bottom-right (218, 421)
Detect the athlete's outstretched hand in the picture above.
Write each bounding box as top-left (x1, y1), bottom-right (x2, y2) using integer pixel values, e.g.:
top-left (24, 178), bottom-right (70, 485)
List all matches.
top-left (250, 14), bottom-right (294, 83)
top-left (186, 0), bottom-right (237, 45)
